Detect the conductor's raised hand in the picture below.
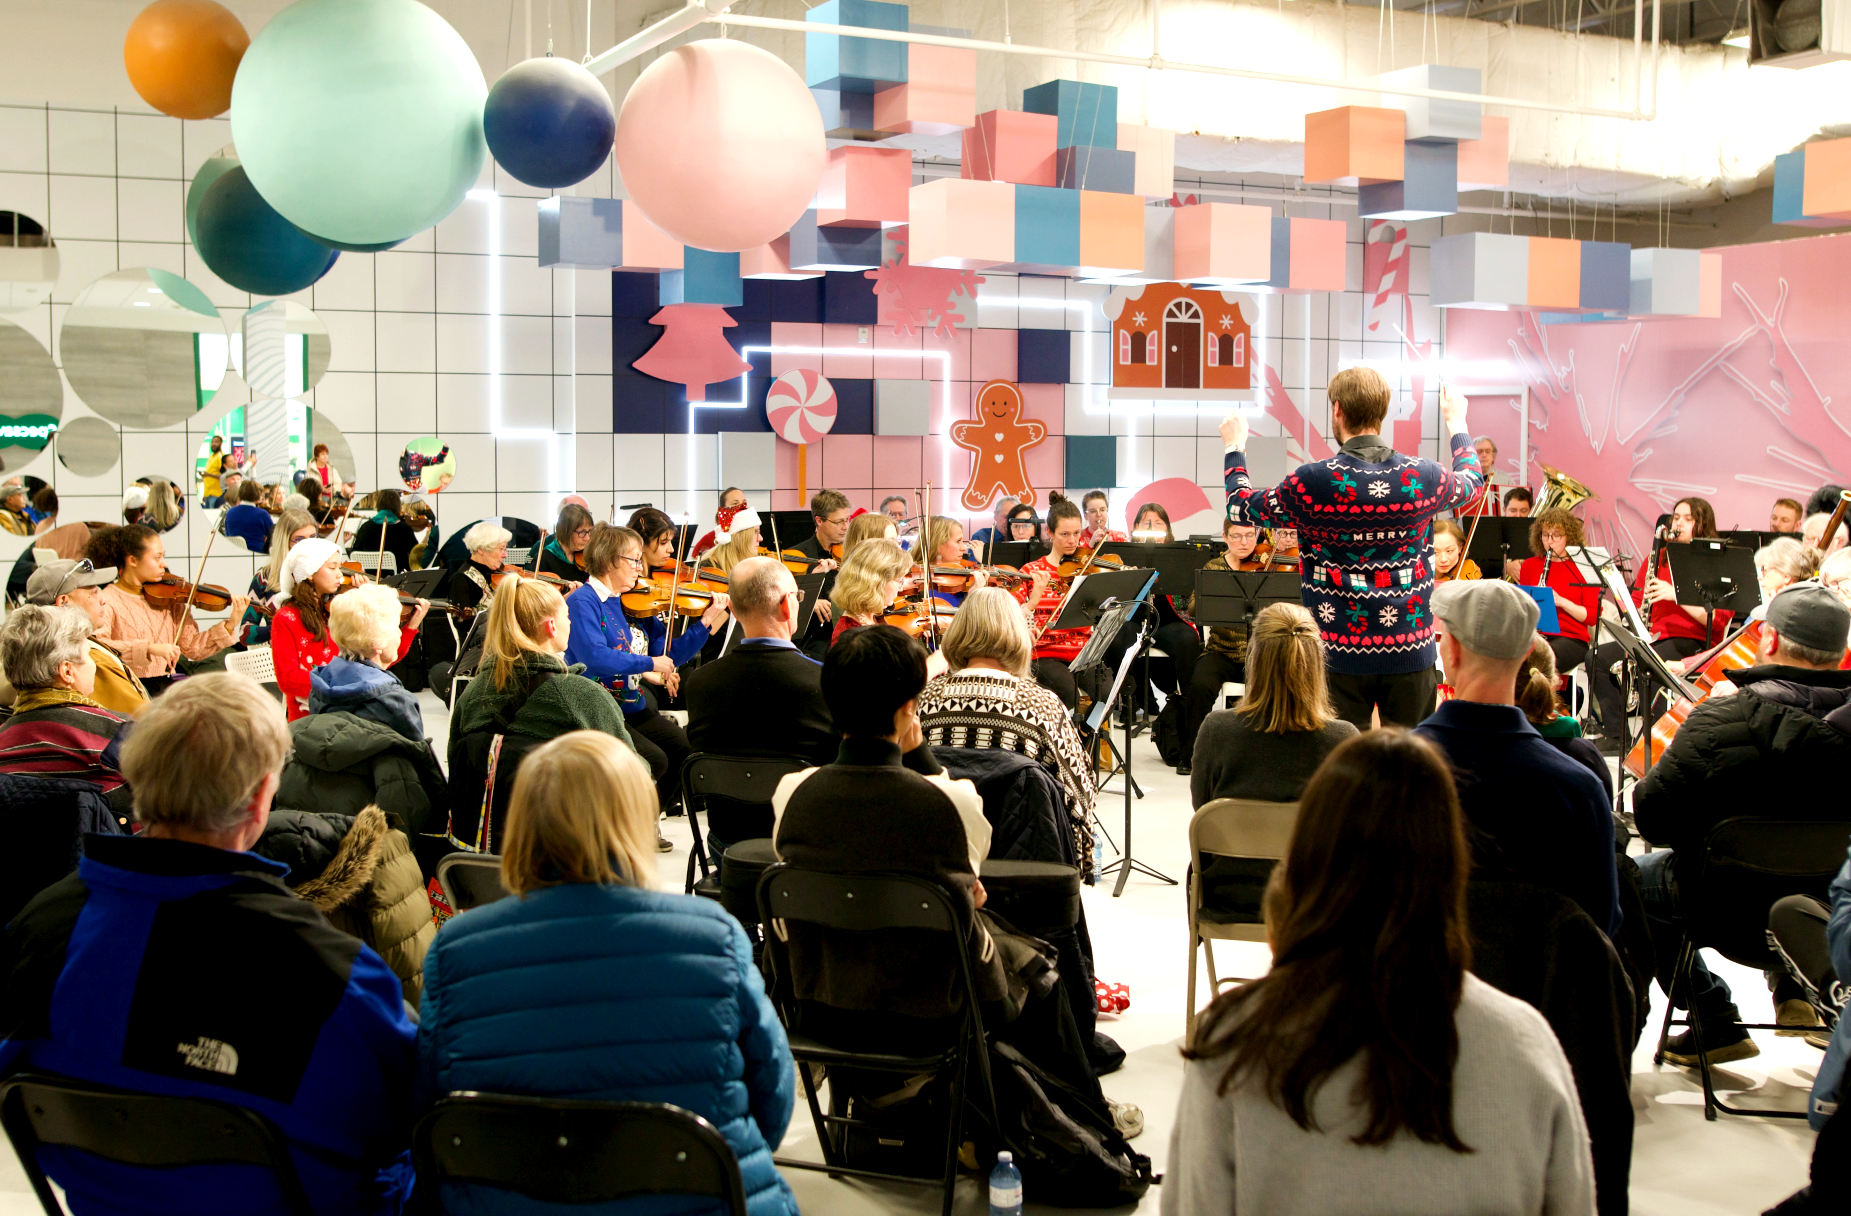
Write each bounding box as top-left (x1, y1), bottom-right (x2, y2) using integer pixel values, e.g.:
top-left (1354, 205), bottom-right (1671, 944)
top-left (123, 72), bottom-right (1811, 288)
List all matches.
top-left (1219, 412), bottom-right (1249, 452)
top-left (1440, 382), bottom-right (1469, 437)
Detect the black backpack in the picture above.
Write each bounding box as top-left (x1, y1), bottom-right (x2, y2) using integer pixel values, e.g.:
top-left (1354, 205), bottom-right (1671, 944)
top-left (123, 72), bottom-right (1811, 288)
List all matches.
top-left (1152, 699), bottom-right (1187, 767)
top-left (443, 669), bottom-right (559, 854)
top-left (987, 1040), bottom-right (1153, 1207)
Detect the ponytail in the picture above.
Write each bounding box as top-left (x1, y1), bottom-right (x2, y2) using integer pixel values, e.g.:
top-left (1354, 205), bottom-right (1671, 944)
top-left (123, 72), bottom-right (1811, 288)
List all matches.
top-left (1513, 639), bottom-right (1564, 726)
top-left (485, 578), bottom-right (567, 690)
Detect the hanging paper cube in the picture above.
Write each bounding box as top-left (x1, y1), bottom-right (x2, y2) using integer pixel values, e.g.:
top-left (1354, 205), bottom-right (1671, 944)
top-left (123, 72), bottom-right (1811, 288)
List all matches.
top-left (1358, 141), bottom-right (1457, 220)
top-left (815, 146), bottom-right (911, 228)
top-left (1011, 184), bottom-right (1081, 272)
top-left (740, 236), bottom-right (821, 281)
top-left (1173, 202), bottom-right (1271, 285)
top-left (1456, 116), bottom-right (1510, 191)
top-left (659, 248), bottom-right (742, 308)
top-left (805, 0), bottom-right (908, 93)
top-left (787, 210), bottom-right (883, 272)
top-left (1578, 241), bottom-right (1631, 312)
top-left (1023, 79), bottom-right (1119, 149)
top-left (908, 177), bottom-right (1014, 269)
top-left (1629, 247), bottom-right (1710, 316)
top-left (811, 88), bottom-right (880, 139)
top-left (538, 197), bottom-right (622, 270)
top-left (962, 111), bottom-right (1058, 187)
top-left (1430, 231), bottom-right (1529, 309)
top-left (1526, 237), bottom-right (1580, 308)
top-left (1117, 123), bottom-right (1176, 198)
top-left (1378, 64), bottom-right (1482, 143)
top-left (1773, 139), bottom-right (1851, 227)
top-left (1700, 252), bottom-right (1723, 318)
top-left (1304, 106), bottom-right (1405, 187)
top-left (1264, 217), bottom-right (1346, 292)
top-left (1056, 146), bottom-right (1136, 193)
top-left (621, 200), bottom-right (683, 271)
top-left (1077, 189), bottom-right (1145, 277)
top-left (872, 42), bottom-right (976, 135)
top-left (1091, 205), bottom-right (1175, 285)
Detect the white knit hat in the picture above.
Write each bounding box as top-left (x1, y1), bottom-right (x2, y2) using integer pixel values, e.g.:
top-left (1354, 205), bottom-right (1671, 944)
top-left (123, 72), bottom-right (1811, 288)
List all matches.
top-left (278, 537), bottom-right (341, 599)
top-left (122, 486), bottom-right (149, 512)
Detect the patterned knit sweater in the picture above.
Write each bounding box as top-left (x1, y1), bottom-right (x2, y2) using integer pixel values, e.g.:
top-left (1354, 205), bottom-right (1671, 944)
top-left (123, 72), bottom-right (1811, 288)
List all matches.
top-left (1225, 433), bottom-right (1482, 675)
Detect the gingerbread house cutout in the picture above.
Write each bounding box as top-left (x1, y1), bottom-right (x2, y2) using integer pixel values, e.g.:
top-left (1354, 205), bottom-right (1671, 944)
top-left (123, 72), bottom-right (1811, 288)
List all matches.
top-left (1103, 283), bottom-right (1257, 401)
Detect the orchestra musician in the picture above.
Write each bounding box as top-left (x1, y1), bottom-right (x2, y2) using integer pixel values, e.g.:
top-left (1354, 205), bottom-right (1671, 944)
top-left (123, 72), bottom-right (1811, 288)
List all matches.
top-left (1502, 487), bottom-right (1534, 518)
top-left (1431, 519), bottom-right (1481, 583)
top-left (792, 489), bottom-right (853, 656)
top-left (269, 538), bottom-right (426, 721)
top-left (1515, 508), bottom-right (1600, 677)
top-left (703, 506), bottom-right (761, 576)
top-left (1003, 502), bottom-right (1048, 562)
top-left (841, 510), bottom-right (898, 557)
top-left (348, 489), bottom-right (419, 577)
top-left (1456, 436), bottom-right (1503, 517)
top-left (688, 487), bottom-right (745, 561)
top-left (1081, 490), bottom-right (1129, 548)
top-left (626, 507), bottom-right (683, 573)
top-left (85, 524), bottom-right (249, 694)
top-left (1180, 516), bottom-right (1263, 763)
top-left (240, 507), bottom-right (319, 645)
top-left (921, 515), bottom-right (989, 609)
top-left (828, 538), bottom-right (918, 644)
top-left (1014, 492), bottom-right (1101, 711)
top-left (447, 522), bottom-right (516, 617)
top-left (539, 502), bottom-right (594, 582)
top-left (1770, 496), bottom-right (1804, 535)
top-left (1127, 503), bottom-right (1204, 763)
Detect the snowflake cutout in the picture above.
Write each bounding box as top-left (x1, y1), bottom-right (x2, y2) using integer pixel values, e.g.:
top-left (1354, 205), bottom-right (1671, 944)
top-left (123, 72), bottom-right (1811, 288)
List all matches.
top-left (1219, 313), bottom-right (1234, 330)
top-left (1378, 605), bottom-right (1399, 627)
top-left (1367, 480), bottom-right (1390, 498)
top-left (863, 234), bottom-right (985, 339)
top-left (1317, 602), bottom-right (1336, 623)
top-left (1131, 311), bottom-right (1146, 327)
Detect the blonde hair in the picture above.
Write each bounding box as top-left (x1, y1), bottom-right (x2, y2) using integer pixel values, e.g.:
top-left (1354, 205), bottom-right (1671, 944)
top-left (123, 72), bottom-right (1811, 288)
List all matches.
top-left (143, 477), bottom-right (182, 531)
top-left (501, 731), bottom-right (658, 895)
top-left (919, 515), bottom-right (963, 564)
top-left (1514, 635), bottom-right (1565, 726)
top-left (1235, 603), bottom-right (1334, 733)
top-left (121, 672), bottom-right (289, 832)
top-left (329, 583), bottom-right (403, 658)
top-left (940, 586), bottom-right (1032, 676)
top-left (706, 525), bottom-right (759, 575)
top-left (263, 509), bottom-right (320, 587)
top-left (485, 577), bottom-right (566, 690)
top-left (1754, 536), bottom-right (1821, 586)
top-left (843, 512), bottom-right (896, 554)
top-left (830, 539), bottom-right (912, 619)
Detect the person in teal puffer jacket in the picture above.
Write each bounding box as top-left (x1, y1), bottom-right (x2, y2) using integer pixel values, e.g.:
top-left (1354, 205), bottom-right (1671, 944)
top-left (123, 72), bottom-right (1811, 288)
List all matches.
top-left (415, 730), bottom-right (798, 1216)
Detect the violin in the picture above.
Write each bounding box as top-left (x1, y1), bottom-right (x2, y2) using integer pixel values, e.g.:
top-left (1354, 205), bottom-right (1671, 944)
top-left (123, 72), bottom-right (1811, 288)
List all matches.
top-left (332, 563), bottom-right (465, 624)
top-left (1435, 558), bottom-right (1483, 584)
top-left (881, 600), bottom-right (957, 639)
top-left (140, 571), bottom-right (233, 613)
top-left (770, 547), bottom-right (837, 574)
top-left (621, 580), bottom-right (723, 618)
top-left (1055, 547), bottom-right (1128, 579)
top-left (921, 560), bottom-right (1030, 595)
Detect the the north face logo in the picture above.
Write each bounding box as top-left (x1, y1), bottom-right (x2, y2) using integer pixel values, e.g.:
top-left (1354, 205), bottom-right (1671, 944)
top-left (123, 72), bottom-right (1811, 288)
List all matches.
top-left (176, 1036), bottom-right (239, 1076)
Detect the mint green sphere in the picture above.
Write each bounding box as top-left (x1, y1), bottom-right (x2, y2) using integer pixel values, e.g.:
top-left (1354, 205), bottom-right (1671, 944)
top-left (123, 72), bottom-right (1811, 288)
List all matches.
top-left (229, 0), bottom-right (486, 248)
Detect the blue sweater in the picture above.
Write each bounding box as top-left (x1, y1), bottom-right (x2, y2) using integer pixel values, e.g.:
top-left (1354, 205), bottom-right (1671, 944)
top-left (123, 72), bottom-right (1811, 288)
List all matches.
top-left (222, 503), bottom-right (274, 555)
top-left (1225, 432), bottom-right (1482, 674)
top-left (564, 581), bottom-right (709, 715)
top-left (0, 835), bottom-right (417, 1214)
top-left (416, 882), bottom-right (798, 1216)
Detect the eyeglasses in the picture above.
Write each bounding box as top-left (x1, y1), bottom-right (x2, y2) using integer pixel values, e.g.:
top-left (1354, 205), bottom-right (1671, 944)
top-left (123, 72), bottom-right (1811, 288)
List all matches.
top-left (613, 554), bottom-right (644, 567)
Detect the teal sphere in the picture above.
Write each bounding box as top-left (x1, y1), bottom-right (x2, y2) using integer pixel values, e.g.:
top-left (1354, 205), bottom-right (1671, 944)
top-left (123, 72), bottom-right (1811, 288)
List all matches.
top-left (229, 0), bottom-right (486, 248)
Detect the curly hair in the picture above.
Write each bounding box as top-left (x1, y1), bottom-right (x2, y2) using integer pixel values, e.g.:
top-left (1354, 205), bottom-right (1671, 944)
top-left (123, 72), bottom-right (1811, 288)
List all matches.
top-left (84, 523), bottom-right (159, 572)
top-left (1526, 508), bottom-right (1586, 556)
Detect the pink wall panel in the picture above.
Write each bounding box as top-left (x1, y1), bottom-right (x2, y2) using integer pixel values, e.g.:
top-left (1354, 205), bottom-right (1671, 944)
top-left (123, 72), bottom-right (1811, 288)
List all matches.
top-left (970, 327), bottom-right (1017, 381)
top-left (1020, 382), bottom-right (1064, 436)
top-left (1023, 434), bottom-right (1064, 501)
top-left (821, 324), bottom-right (876, 379)
top-left (922, 325), bottom-right (973, 382)
top-left (819, 433), bottom-right (874, 490)
top-left (872, 323), bottom-right (925, 379)
top-left (769, 323), bottom-right (823, 376)
top-left (872, 435), bottom-right (925, 488)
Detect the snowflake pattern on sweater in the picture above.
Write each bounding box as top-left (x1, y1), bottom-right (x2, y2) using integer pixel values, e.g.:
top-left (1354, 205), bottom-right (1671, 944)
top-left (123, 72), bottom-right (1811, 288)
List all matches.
top-left (1225, 433), bottom-right (1482, 675)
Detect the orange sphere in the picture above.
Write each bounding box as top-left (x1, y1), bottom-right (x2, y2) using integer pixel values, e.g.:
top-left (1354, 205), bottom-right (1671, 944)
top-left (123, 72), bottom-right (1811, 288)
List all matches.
top-left (124, 0), bottom-right (249, 120)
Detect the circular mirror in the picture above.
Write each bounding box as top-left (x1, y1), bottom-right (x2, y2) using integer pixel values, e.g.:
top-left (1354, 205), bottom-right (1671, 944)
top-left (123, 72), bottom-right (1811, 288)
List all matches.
top-left (0, 318), bottom-right (63, 470)
top-left (61, 268), bottom-right (228, 428)
top-left (228, 402), bottom-right (355, 497)
top-left (0, 212), bottom-right (57, 313)
top-left (399, 436), bottom-right (455, 493)
top-left (231, 299), bottom-right (332, 397)
top-left (126, 476), bottom-right (187, 533)
top-left (56, 416), bottom-right (120, 477)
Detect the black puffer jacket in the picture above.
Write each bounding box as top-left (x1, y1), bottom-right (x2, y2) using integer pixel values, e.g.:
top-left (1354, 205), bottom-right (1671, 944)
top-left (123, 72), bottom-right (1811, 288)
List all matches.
top-left (1634, 664), bottom-right (1851, 857)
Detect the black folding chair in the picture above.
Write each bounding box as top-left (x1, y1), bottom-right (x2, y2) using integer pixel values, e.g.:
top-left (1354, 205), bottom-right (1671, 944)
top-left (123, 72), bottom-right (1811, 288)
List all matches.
top-left (413, 1092), bottom-right (746, 1213)
top-left (437, 852), bottom-right (512, 912)
top-left (679, 753), bottom-right (809, 893)
top-left (755, 864), bottom-right (999, 1216)
top-left (0, 1072), bottom-right (314, 1216)
top-left (1653, 817), bottom-right (1851, 1121)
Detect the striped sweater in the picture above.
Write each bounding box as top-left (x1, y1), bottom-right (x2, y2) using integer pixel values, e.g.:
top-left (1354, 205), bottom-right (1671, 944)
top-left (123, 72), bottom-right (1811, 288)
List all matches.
top-left (0, 688), bottom-right (135, 815)
top-left (1225, 432), bottom-right (1482, 675)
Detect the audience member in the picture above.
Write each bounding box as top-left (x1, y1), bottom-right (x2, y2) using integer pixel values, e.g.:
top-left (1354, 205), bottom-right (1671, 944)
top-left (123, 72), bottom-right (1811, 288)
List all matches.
top-left (1754, 537), bottom-right (1822, 618)
top-left (1414, 580), bottom-right (1619, 936)
top-left (348, 489), bottom-right (419, 577)
top-left (1168, 729), bottom-right (1595, 1216)
top-left (0, 673), bottom-right (419, 1214)
top-left (222, 477), bottom-right (276, 555)
top-left (140, 476), bottom-right (183, 533)
top-left (1632, 583), bottom-right (1851, 1065)
top-left (30, 486), bottom-right (57, 534)
top-left (415, 730), bottom-right (800, 1216)
top-left (24, 557), bottom-right (148, 715)
top-left (0, 604), bottom-right (135, 816)
top-left (1515, 635), bottom-right (1612, 804)
top-left (0, 478), bottom-right (30, 535)
top-left (1766, 838), bottom-right (1851, 1120)
top-left (918, 587), bottom-right (1097, 872)
top-left (1771, 497), bottom-right (1805, 534)
top-left (1190, 602), bottom-right (1357, 807)
top-left (120, 484), bottom-right (148, 526)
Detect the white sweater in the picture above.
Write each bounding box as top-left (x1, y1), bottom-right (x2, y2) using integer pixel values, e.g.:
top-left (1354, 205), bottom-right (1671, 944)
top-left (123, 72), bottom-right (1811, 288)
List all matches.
top-left (1162, 974), bottom-right (1596, 1216)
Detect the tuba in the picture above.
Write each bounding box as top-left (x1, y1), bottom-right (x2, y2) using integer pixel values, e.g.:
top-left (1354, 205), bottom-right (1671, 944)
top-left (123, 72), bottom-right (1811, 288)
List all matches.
top-left (1535, 464), bottom-right (1597, 516)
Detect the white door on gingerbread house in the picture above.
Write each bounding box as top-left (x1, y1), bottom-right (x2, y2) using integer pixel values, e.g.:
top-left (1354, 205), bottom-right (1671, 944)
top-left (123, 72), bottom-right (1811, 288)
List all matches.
top-left (1163, 299), bottom-right (1202, 390)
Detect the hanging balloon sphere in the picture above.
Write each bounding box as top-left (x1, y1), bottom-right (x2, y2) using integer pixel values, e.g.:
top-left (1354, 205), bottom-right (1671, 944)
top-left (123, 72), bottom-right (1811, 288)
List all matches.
top-left (229, 0), bottom-right (487, 250)
top-left (193, 165), bottom-right (340, 297)
top-left (484, 57), bottom-right (617, 189)
top-left (615, 39), bottom-right (826, 253)
top-left (185, 150), bottom-right (238, 250)
top-left (124, 0), bottom-right (248, 120)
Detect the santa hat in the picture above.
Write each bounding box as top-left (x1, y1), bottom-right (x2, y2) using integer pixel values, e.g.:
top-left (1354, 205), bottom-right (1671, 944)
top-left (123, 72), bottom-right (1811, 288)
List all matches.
top-left (278, 537), bottom-right (340, 600)
top-left (715, 506), bottom-right (761, 543)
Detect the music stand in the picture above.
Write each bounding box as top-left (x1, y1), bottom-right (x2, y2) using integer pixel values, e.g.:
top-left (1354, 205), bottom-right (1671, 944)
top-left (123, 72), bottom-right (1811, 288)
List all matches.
top-left (1097, 542), bottom-right (1219, 600)
top-left (1604, 619), bottom-right (1701, 778)
top-left (388, 569), bottom-right (446, 598)
top-left (983, 540), bottom-right (1038, 569)
top-left (1721, 529), bottom-right (1785, 554)
top-left (1191, 568), bottom-right (1304, 632)
top-left (791, 570), bottom-right (828, 618)
top-left (1052, 568), bottom-right (1159, 638)
top-left (1464, 517), bottom-right (1534, 575)
top-left (1666, 539), bottom-right (1761, 647)
top-left (765, 510), bottom-right (816, 550)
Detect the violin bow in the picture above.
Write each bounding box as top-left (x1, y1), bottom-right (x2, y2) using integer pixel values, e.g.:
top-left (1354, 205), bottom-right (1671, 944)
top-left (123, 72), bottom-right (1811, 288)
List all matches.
top-left (1032, 521), bottom-right (1104, 646)
top-left (167, 525), bottom-right (220, 673)
top-left (1461, 501), bottom-right (1486, 579)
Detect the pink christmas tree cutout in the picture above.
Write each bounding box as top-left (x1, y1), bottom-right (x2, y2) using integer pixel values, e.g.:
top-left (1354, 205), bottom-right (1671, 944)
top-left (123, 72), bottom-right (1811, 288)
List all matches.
top-left (633, 304), bottom-right (752, 402)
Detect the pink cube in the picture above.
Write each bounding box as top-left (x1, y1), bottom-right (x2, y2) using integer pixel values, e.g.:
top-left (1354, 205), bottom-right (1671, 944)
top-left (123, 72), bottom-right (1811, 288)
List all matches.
top-left (1279, 217), bottom-right (1346, 291)
top-left (1116, 123), bottom-right (1176, 199)
top-left (621, 200), bottom-right (682, 270)
top-left (908, 178), bottom-right (1014, 269)
top-left (1699, 252), bottom-right (1723, 319)
top-left (815, 146), bottom-right (912, 228)
top-left (1078, 190), bottom-right (1145, 277)
top-left (1173, 202), bottom-right (1271, 284)
top-left (873, 43), bottom-right (976, 136)
top-left (1304, 106), bottom-right (1405, 187)
top-left (1456, 116), bottom-right (1509, 191)
top-left (961, 111), bottom-right (1058, 187)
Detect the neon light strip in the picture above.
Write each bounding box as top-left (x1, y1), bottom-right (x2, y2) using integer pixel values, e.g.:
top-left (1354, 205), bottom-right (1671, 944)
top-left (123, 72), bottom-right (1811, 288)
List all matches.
top-left (471, 189), bottom-right (561, 502)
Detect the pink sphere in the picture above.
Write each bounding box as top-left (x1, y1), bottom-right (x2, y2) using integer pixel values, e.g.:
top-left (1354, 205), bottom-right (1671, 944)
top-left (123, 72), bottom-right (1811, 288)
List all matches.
top-left (615, 39), bottom-right (826, 253)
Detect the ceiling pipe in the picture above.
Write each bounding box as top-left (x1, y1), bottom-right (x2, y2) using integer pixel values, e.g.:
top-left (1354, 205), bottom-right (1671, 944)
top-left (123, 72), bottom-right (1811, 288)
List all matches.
top-left (584, 0), bottom-right (733, 77)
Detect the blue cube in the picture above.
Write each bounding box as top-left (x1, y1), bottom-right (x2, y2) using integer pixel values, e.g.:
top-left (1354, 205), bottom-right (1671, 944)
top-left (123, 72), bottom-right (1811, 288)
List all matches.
top-left (1773, 150), bottom-right (1808, 225)
top-left (1013, 184), bottom-right (1081, 272)
top-left (1018, 328), bottom-right (1071, 384)
top-left (1578, 241), bottom-right (1631, 313)
top-left (1055, 146), bottom-right (1136, 193)
top-left (1023, 79), bottom-right (1119, 149)
top-left (811, 87), bottom-right (877, 136)
top-left (1358, 140), bottom-right (1457, 221)
top-left (1065, 435), bottom-right (1117, 489)
top-left (659, 248), bottom-right (742, 307)
top-left (788, 211), bottom-right (883, 271)
top-left (805, 0), bottom-right (908, 94)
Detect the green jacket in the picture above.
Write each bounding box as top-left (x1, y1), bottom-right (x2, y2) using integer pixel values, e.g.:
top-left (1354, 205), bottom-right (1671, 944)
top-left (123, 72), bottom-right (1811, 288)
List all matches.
top-left (449, 651), bottom-right (633, 760)
top-left (276, 710), bottom-right (449, 837)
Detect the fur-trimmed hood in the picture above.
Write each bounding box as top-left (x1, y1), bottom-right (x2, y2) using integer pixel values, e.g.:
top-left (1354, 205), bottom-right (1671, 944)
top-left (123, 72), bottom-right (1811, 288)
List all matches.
top-left (256, 806), bottom-right (389, 913)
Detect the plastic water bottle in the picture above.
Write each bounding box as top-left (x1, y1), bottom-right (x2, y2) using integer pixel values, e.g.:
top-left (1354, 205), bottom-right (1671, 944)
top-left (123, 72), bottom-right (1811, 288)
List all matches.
top-left (989, 1150), bottom-right (1023, 1216)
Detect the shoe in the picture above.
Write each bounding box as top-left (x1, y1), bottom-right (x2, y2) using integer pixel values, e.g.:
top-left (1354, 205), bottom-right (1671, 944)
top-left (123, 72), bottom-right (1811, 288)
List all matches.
top-left (1776, 999), bottom-right (1822, 1036)
top-left (1806, 1029), bottom-right (1833, 1051)
top-left (1175, 763), bottom-right (1192, 776)
top-left (1106, 1099), bottom-right (1144, 1140)
top-left (1661, 1024), bottom-right (1760, 1068)
top-left (656, 833), bottom-right (673, 853)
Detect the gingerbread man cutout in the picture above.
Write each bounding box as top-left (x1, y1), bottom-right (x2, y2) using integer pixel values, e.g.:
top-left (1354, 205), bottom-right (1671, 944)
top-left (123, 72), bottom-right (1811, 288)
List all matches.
top-left (950, 379), bottom-right (1047, 511)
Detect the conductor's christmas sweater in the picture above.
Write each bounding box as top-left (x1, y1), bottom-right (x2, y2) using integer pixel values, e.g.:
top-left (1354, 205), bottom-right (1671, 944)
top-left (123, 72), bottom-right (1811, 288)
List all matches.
top-left (1225, 432), bottom-right (1483, 675)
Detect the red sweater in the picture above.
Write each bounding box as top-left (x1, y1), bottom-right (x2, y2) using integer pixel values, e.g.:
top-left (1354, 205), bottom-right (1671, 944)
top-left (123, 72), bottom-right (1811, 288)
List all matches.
top-left (1630, 551), bottom-right (1731, 645)
top-left (271, 603), bottom-right (417, 720)
top-left (1016, 556), bottom-right (1090, 662)
top-left (1518, 554), bottom-right (1601, 644)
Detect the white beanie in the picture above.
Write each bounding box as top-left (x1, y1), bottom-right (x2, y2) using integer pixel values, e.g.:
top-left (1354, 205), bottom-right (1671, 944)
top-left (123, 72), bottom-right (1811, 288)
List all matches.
top-left (122, 486), bottom-right (149, 512)
top-left (278, 537), bottom-right (341, 599)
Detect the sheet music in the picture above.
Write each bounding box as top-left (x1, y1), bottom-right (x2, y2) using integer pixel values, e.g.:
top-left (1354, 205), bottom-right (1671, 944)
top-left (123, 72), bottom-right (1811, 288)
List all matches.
top-left (1600, 561), bottom-right (1651, 640)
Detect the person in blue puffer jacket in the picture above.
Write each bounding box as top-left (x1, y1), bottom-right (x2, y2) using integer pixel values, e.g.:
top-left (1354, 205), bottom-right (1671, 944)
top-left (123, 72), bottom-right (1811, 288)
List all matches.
top-left (415, 730), bottom-right (797, 1216)
top-left (564, 523), bottom-right (732, 815)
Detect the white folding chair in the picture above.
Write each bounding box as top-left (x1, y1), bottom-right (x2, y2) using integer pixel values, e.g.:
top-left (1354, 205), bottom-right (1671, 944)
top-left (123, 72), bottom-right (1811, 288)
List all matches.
top-left (345, 550), bottom-right (398, 578)
top-left (223, 645), bottom-right (281, 701)
top-left (1219, 681), bottom-right (1245, 710)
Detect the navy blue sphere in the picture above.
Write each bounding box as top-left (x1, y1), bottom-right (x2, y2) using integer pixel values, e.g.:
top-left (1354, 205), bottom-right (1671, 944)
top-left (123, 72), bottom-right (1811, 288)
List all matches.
top-left (484, 56), bottom-right (617, 189)
top-left (194, 165), bottom-right (339, 296)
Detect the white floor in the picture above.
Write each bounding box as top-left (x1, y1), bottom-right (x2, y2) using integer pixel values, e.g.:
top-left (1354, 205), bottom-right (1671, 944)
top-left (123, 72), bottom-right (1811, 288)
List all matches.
top-left (0, 691), bottom-right (1819, 1214)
